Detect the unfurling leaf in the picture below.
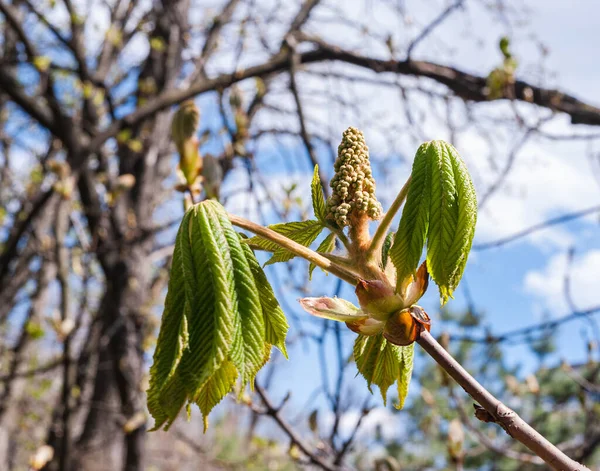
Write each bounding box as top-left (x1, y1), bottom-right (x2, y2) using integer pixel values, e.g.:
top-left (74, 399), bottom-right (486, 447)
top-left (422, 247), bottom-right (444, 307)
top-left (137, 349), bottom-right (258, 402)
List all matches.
top-left (147, 200), bottom-right (287, 431)
top-left (245, 219), bottom-right (324, 265)
top-left (391, 141), bottom-right (477, 304)
top-left (299, 296), bottom-right (367, 322)
top-left (381, 231), bottom-right (395, 269)
top-left (390, 144), bottom-right (430, 295)
top-left (171, 101), bottom-right (201, 185)
top-left (353, 334), bottom-right (414, 408)
top-left (311, 165), bottom-right (327, 223)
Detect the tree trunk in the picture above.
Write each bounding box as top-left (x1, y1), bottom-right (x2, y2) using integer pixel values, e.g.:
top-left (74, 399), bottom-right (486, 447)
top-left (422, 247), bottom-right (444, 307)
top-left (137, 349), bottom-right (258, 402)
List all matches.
top-left (72, 246), bottom-right (151, 471)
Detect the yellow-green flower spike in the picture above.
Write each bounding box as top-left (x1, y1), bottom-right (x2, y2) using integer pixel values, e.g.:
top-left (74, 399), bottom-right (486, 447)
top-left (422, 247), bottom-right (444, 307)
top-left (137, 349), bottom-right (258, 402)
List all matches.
top-left (326, 127), bottom-right (383, 227)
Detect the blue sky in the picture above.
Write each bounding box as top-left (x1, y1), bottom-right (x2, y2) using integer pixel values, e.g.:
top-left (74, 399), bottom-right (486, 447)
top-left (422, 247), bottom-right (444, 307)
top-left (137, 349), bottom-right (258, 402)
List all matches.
top-left (198, 0), bottom-right (600, 440)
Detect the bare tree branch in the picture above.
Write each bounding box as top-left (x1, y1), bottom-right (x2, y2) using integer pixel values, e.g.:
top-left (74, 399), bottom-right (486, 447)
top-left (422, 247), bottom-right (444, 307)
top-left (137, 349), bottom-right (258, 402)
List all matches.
top-left (417, 330), bottom-right (589, 471)
top-left (474, 205), bottom-right (600, 250)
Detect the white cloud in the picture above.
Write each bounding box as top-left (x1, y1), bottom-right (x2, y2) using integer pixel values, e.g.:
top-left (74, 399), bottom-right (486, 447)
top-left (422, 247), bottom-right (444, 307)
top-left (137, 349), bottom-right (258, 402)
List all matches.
top-left (524, 249), bottom-right (600, 313)
top-left (463, 126), bottom-right (600, 250)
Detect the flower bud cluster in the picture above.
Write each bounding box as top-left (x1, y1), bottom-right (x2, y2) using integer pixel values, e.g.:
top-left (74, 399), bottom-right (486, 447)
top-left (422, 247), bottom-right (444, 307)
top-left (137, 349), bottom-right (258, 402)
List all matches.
top-left (326, 127), bottom-right (383, 227)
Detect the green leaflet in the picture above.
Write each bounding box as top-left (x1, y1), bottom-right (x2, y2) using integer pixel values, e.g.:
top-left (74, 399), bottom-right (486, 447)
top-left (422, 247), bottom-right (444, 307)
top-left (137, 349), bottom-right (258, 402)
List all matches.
top-left (147, 220), bottom-right (189, 430)
top-left (241, 242), bottom-right (289, 358)
top-left (176, 202), bottom-right (236, 397)
top-left (445, 148), bottom-right (477, 301)
top-left (196, 360), bottom-right (238, 432)
top-left (309, 232), bottom-right (336, 280)
top-left (246, 219), bottom-right (324, 266)
top-left (390, 145), bottom-right (430, 294)
top-left (381, 231), bottom-right (394, 269)
top-left (215, 209), bottom-right (265, 390)
top-left (395, 343), bottom-right (414, 410)
top-left (426, 142), bottom-right (476, 304)
top-left (311, 164), bottom-right (327, 223)
top-left (391, 141), bottom-right (477, 304)
top-left (147, 201), bottom-right (288, 431)
top-left (354, 334), bottom-right (414, 408)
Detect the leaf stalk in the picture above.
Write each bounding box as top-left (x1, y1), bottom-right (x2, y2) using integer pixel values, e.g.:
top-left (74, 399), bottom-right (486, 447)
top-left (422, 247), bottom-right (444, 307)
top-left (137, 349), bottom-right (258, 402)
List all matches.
top-left (228, 213), bottom-right (360, 285)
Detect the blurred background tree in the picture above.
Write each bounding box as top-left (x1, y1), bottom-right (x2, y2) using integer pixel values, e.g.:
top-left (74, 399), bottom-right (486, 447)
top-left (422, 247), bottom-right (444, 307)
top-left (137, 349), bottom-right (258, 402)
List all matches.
top-left (0, 0), bottom-right (599, 470)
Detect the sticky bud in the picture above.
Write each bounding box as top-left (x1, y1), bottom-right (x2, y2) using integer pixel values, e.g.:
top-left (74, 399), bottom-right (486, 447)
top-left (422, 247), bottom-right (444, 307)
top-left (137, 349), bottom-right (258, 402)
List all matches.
top-left (383, 306), bottom-right (430, 346)
top-left (171, 101), bottom-right (201, 185)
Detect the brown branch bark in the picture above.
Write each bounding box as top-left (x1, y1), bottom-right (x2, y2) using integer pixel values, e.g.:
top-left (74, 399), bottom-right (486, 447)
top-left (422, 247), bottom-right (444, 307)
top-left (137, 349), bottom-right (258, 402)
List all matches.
top-left (417, 330), bottom-right (590, 470)
top-left (255, 385), bottom-right (341, 471)
top-left (87, 37), bottom-right (600, 154)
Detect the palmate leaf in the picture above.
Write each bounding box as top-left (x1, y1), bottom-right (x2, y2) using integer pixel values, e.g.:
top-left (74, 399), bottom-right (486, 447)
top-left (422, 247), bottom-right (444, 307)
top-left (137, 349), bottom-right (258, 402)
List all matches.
top-left (353, 334), bottom-right (414, 408)
top-left (147, 200), bottom-right (288, 431)
top-left (246, 219), bottom-right (324, 266)
top-left (390, 141), bottom-right (477, 304)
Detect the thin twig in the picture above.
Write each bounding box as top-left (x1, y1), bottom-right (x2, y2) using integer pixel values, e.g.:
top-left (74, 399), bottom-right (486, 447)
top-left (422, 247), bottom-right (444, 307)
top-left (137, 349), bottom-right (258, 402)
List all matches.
top-left (417, 330), bottom-right (590, 470)
top-left (406, 0), bottom-right (464, 59)
top-left (473, 205), bottom-right (600, 250)
top-left (255, 385), bottom-right (341, 471)
top-left (452, 305), bottom-right (600, 344)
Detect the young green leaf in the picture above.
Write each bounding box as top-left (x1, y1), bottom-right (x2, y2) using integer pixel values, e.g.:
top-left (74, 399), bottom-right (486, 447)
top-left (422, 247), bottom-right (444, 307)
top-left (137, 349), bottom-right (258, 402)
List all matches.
top-left (445, 148), bottom-right (477, 300)
top-left (195, 360), bottom-right (238, 432)
top-left (426, 141), bottom-right (476, 304)
top-left (148, 200), bottom-right (288, 431)
top-left (390, 145), bottom-right (431, 294)
top-left (214, 209), bottom-right (265, 390)
top-left (354, 334), bottom-right (415, 408)
top-left (308, 232), bottom-right (336, 280)
top-left (390, 141), bottom-right (477, 304)
top-left (246, 220), bottom-right (324, 266)
top-left (175, 202), bottom-right (237, 398)
top-left (147, 220), bottom-right (189, 430)
top-left (395, 343), bottom-right (414, 410)
top-left (381, 231), bottom-right (395, 269)
top-left (311, 164), bottom-right (327, 223)
top-left (241, 242), bottom-right (289, 358)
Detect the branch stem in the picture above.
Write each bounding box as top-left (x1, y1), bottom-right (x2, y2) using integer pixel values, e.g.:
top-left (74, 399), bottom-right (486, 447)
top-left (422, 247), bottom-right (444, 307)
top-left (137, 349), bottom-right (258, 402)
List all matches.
top-left (228, 213), bottom-right (359, 285)
top-left (417, 330), bottom-right (590, 471)
top-left (255, 385), bottom-right (340, 471)
top-left (366, 175), bottom-right (411, 261)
